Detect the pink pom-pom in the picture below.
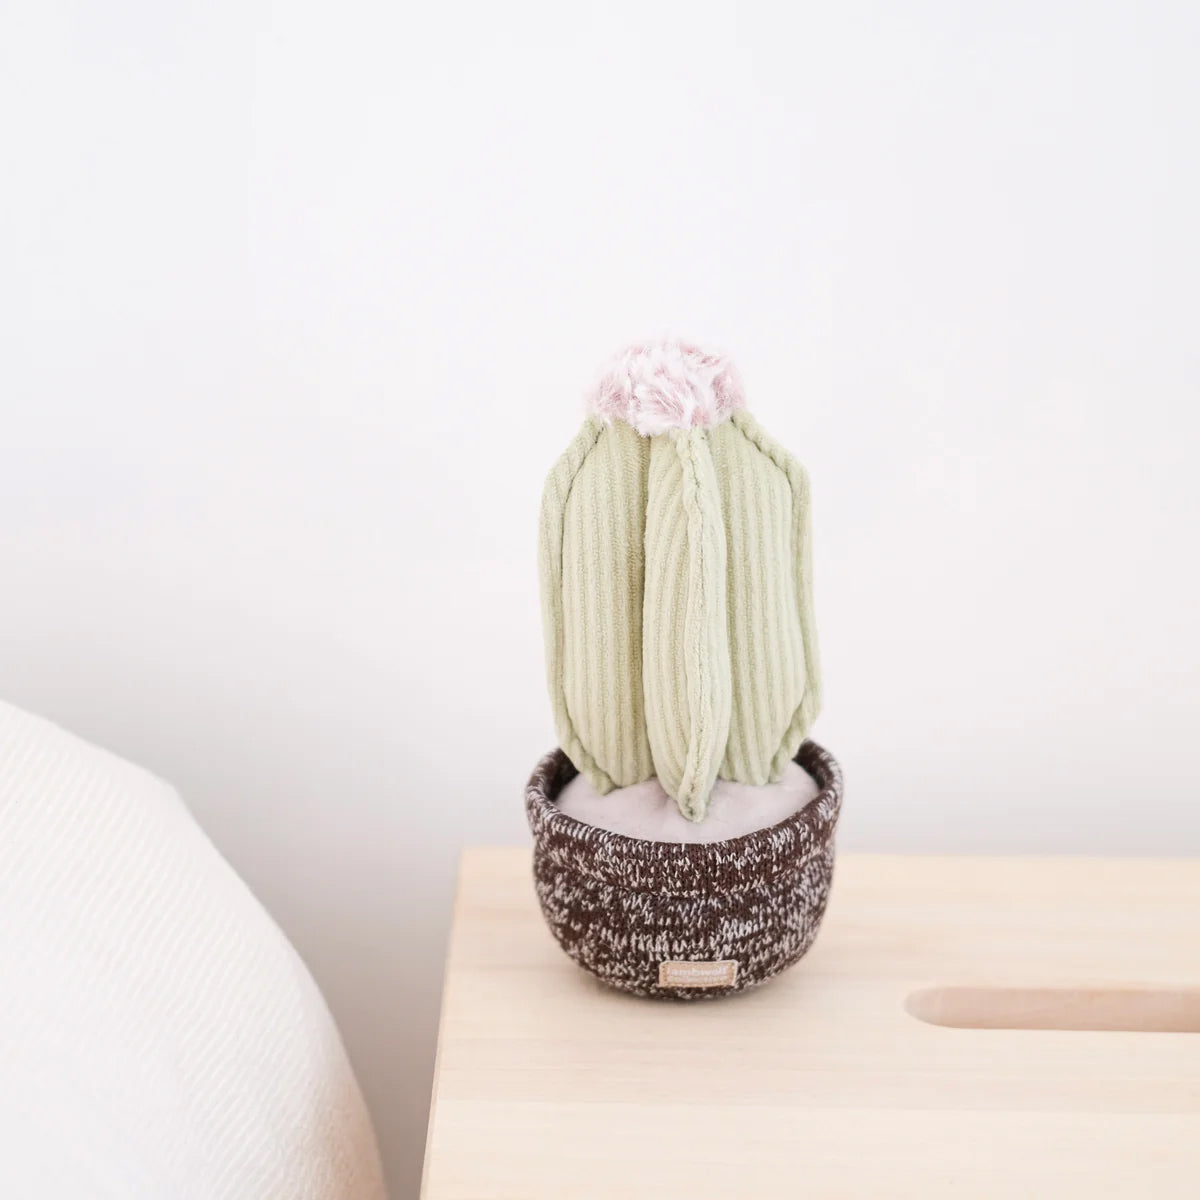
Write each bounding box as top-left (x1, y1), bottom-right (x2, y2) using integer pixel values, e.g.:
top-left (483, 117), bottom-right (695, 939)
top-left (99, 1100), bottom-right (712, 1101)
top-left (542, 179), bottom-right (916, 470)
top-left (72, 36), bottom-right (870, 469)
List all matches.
top-left (586, 339), bottom-right (746, 436)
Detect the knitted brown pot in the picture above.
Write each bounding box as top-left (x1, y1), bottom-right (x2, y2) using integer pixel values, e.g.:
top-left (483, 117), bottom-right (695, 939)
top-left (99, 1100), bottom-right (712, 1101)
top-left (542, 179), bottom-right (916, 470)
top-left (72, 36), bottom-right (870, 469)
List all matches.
top-left (525, 740), bottom-right (842, 999)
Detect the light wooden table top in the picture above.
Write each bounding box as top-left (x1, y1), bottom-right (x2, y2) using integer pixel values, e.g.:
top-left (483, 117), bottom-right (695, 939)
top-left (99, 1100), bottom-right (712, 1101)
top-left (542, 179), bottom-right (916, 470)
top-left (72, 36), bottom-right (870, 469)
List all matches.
top-left (421, 850), bottom-right (1200, 1199)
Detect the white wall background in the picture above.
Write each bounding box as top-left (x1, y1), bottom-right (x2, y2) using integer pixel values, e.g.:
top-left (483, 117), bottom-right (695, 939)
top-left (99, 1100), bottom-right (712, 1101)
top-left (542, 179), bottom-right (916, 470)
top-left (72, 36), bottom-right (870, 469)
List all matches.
top-left (2, 1), bottom-right (1198, 1195)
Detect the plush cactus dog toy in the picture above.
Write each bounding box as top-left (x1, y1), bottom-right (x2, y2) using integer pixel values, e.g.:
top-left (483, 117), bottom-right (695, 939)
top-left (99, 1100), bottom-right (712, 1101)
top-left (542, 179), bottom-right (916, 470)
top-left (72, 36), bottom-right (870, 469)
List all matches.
top-left (526, 340), bottom-right (843, 998)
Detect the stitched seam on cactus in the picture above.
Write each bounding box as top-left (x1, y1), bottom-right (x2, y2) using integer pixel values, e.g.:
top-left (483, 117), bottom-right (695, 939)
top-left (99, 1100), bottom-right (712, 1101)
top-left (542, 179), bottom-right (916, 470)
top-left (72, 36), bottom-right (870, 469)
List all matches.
top-left (674, 432), bottom-right (730, 819)
top-left (728, 412), bottom-right (822, 773)
top-left (679, 437), bottom-right (705, 810)
top-left (642, 434), bottom-right (728, 820)
top-left (641, 438), bottom-right (684, 801)
top-left (538, 418), bottom-right (618, 794)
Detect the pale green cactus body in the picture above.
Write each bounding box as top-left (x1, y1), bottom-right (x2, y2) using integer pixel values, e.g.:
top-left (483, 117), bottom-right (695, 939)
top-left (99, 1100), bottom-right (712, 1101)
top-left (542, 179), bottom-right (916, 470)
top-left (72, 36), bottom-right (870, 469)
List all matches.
top-left (642, 429), bottom-right (732, 818)
top-left (554, 418), bottom-right (654, 790)
top-left (539, 343), bottom-right (820, 822)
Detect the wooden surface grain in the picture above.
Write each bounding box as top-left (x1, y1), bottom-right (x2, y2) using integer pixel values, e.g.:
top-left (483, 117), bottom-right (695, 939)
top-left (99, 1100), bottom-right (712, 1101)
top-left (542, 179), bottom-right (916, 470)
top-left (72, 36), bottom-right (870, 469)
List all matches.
top-left (421, 850), bottom-right (1200, 1199)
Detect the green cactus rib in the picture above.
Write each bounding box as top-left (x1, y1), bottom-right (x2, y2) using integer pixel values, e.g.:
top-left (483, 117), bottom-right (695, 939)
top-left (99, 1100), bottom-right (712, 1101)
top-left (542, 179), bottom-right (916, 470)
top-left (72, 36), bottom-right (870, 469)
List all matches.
top-left (642, 430), bottom-right (731, 818)
top-left (539, 411), bottom-right (820, 821)
top-left (554, 418), bottom-right (653, 791)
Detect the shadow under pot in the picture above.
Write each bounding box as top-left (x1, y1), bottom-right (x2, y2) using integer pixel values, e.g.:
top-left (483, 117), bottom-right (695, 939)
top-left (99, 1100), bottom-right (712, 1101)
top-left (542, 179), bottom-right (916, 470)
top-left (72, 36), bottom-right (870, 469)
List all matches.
top-left (524, 739), bottom-right (843, 1000)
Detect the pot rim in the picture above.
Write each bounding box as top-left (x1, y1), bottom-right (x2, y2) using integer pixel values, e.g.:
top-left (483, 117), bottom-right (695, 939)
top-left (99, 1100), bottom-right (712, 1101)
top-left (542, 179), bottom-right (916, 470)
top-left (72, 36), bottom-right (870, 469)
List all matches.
top-left (526, 739), bottom-right (842, 897)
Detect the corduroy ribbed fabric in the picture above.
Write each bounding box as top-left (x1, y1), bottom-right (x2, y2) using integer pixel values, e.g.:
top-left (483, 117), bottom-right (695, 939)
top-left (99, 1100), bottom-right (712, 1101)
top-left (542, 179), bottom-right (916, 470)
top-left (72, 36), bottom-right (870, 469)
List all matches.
top-left (709, 412), bottom-right (813, 784)
top-left (539, 410), bottom-right (821, 820)
top-left (643, 430), bottom-right (731, 818)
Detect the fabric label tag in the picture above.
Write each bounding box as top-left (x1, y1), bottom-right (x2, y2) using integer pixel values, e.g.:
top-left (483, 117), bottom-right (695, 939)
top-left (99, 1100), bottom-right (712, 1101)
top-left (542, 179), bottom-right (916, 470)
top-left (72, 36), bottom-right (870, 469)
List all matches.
top-left (658, 959), bottom-right (738, 988)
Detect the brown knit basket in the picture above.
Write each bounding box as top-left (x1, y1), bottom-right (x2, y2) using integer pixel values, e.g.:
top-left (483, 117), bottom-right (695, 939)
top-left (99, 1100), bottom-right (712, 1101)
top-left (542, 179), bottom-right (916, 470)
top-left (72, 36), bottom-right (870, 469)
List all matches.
top-left (525, 740), bottom-right (843, 999)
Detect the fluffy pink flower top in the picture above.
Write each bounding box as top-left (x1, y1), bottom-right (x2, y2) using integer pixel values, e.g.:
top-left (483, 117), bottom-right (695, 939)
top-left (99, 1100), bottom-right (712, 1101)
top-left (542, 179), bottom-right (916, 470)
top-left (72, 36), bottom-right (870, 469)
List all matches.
top-left (586, 339), bottom-right (746, 437)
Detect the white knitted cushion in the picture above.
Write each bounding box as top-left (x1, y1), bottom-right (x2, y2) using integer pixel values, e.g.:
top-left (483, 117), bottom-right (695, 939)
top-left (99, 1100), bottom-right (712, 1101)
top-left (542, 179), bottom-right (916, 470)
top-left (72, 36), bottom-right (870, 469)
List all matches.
top-left (0, 701), bottom-right (385, 1200)
top-left (557, 758), bottom-right (820, 843)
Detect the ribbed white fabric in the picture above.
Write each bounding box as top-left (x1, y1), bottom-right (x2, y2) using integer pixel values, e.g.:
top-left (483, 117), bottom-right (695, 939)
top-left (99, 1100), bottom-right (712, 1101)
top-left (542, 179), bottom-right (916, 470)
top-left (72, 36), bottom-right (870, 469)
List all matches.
top-left (0, 701), bottom-right (385, 1200)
